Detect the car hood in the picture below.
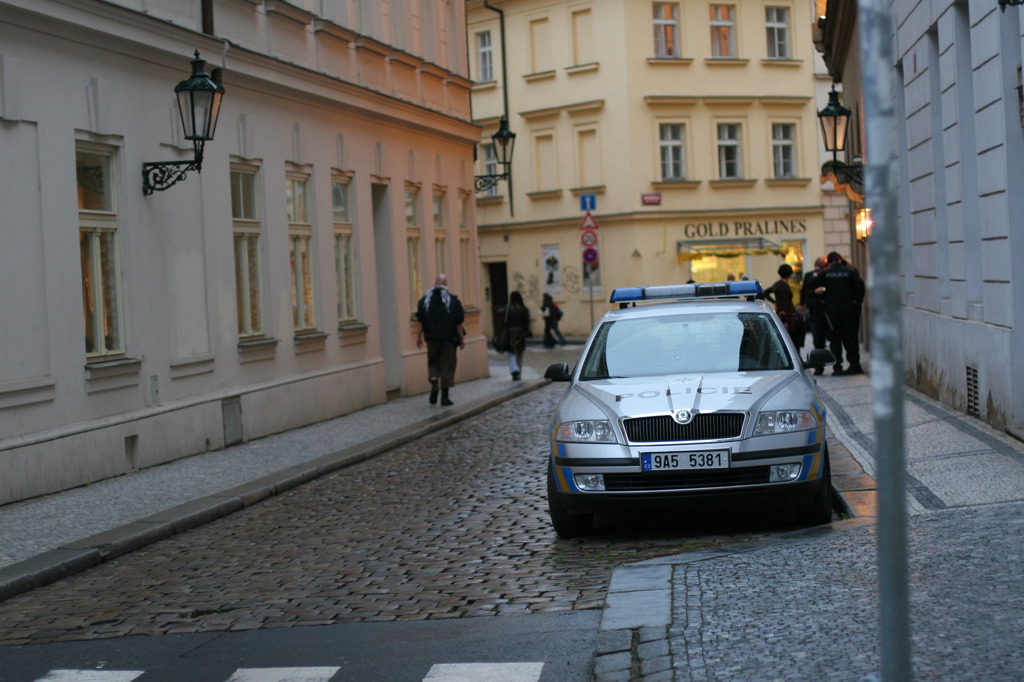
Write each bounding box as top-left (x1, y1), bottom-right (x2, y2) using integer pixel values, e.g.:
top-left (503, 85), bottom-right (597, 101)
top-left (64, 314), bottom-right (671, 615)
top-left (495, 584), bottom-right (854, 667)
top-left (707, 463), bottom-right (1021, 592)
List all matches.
top-left (570, 372), bottom-right (798, 420)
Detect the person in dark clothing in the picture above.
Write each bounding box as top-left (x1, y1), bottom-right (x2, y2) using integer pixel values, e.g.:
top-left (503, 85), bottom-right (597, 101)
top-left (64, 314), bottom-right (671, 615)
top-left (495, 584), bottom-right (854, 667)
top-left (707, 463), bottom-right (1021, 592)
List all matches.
top-left (800, 256), bottom-right (829, 373)
top-left (540, 293), bottom-right (566, 348)
top-left (764, 263), bottom-right (805, 350)
top-left (496, 291), bottom-right (531, 380)
top-left (817, 252), bottom-right (866, 375)
top-left (416, 274), bottom-right (465, 405)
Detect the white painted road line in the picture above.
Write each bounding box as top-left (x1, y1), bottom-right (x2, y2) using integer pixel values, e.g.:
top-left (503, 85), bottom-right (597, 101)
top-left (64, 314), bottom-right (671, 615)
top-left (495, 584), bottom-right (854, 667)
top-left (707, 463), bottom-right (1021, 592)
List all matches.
top-left (423, 662), bottom-right (545, 682)
top-left (224, 668), bottom-right (341, 682)
top-left (34, 672), bottom-right (143, 682)
top-left (32, 663), bottom-right (545, 681)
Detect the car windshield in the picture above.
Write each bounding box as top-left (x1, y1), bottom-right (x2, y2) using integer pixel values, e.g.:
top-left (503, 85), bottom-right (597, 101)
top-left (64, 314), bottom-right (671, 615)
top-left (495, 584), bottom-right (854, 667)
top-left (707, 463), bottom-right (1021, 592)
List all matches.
top-left (578, 311), bottom-right (793, 379)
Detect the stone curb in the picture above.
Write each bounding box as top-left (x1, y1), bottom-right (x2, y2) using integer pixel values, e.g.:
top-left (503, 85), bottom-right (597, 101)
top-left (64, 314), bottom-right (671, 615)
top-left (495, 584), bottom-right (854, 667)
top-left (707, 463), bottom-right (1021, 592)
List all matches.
top-left (0, 380), bottom-right (547, 603)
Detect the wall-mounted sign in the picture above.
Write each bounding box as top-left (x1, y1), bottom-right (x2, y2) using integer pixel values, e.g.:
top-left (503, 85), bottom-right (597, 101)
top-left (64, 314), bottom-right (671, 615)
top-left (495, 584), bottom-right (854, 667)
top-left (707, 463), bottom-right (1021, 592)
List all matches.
top-left (682, 218), bottom-right (808, 239)
top-left (641, 193), bottom-right (662, 205)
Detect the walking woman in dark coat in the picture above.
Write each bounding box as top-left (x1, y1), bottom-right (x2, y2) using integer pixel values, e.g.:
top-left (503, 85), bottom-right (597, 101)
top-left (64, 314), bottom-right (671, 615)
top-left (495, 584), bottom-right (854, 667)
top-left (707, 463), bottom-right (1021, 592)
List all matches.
top-left (499, 291), bottom-right (531, 380)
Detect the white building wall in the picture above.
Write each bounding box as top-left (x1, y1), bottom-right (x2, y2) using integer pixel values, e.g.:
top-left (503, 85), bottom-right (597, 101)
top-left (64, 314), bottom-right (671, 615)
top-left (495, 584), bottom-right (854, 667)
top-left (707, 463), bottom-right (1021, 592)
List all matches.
top-left (892, 2), bottom-right (1024, 433)
top-left (0, 0), bottom-right (482, 505)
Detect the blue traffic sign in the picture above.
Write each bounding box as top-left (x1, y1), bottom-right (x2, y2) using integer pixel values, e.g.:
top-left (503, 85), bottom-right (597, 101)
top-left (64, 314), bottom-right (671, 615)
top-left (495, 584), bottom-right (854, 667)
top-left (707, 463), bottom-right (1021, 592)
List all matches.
top-left (580, 194), bottom-right (596, 212)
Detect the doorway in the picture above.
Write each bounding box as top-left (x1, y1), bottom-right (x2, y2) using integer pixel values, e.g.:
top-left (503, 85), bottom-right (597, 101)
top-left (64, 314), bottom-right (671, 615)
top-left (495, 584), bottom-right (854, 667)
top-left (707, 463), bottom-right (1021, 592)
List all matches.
top-left (372, 183), bottom-right (401, 393)
top-left (487, 262), bottom-right (508, 334)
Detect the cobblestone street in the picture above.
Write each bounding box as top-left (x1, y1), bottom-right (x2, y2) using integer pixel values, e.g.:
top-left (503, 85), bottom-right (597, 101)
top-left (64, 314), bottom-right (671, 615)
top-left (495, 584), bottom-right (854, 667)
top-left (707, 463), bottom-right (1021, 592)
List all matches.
top-left (0, 384), bottom-right (812, 646)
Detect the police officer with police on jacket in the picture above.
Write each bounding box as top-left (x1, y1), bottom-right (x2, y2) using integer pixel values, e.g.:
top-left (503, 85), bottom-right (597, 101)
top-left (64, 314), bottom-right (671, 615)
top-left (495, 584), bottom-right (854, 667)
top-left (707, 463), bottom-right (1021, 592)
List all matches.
top-left (811, 251), bottom-right (866, 376)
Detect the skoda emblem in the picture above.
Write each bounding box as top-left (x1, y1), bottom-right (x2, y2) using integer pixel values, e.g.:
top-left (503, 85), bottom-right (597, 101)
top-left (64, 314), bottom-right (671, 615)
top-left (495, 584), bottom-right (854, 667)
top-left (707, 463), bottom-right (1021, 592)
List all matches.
top-left (672, 409), bottom-right (696, 425)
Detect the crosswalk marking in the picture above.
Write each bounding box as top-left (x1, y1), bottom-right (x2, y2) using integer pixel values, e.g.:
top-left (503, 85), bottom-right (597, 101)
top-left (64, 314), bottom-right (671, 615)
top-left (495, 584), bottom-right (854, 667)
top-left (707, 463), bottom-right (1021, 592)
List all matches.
top-left (424, 663), bottom-right (545, 682)
top-left (35, 673), bottom-right (143, 682)
top-left (32, 663), bottom-right (545, 682)
top-left (225, 668), bottom-right (340, 682)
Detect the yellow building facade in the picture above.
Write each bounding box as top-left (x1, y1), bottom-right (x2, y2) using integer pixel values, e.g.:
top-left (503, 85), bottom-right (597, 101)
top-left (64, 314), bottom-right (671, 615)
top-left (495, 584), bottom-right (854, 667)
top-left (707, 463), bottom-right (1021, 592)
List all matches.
top-left (468, 0), bottom-right (826, 336)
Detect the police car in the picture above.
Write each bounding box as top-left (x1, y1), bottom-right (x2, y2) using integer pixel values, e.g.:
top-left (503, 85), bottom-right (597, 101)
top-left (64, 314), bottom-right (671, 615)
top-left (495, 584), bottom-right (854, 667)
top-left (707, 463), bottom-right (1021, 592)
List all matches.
top-left (543, 280), bottom-right (836, 538)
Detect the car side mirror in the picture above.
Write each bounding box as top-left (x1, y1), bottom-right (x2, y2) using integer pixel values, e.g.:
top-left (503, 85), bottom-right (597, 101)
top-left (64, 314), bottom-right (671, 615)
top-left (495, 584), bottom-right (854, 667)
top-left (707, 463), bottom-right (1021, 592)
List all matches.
top-left (544, 362), bottom-right (572, 381)
top-left (803, 348), bottom-right (836, 370)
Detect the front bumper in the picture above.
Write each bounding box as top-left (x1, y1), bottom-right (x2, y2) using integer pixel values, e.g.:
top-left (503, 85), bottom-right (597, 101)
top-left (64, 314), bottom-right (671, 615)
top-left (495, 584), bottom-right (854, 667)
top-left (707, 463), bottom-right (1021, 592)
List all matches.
top-left (550, 428), bottom-right (827, 513)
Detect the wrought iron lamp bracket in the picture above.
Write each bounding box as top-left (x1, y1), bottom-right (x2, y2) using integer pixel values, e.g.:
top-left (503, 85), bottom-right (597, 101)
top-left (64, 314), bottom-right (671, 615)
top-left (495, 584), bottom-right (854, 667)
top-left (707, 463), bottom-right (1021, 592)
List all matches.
top-left (142, 157), bottom-right (202, 195)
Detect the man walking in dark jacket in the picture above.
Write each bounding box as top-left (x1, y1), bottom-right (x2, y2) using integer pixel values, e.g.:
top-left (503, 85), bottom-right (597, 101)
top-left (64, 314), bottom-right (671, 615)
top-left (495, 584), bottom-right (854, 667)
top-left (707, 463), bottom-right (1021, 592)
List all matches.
top-left (416, 274), bottom-right (465, 406)
top-left (818, 252), bottom-right (866, 375)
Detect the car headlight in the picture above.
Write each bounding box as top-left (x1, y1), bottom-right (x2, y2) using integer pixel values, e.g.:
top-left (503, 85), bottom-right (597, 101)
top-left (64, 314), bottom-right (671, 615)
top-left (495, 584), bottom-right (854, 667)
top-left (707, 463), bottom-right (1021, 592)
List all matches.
top-left (558, 420), bottom-right (617, 443)
top-left (754, 410), bottom-right (815, 435)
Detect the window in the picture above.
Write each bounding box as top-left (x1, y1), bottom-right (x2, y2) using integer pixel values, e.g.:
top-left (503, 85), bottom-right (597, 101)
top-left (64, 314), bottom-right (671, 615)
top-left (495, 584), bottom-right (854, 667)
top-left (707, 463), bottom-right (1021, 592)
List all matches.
top-left (710, 5), bottom-right (735, 58)
top-left (232, 166), bottom-right (264, 338)
top-left (659, 123), bottom-right (685, 180)
top-left (480, 143), bottom-right (498, 197)
top-left (772, 123), bottom-right (796, 178)
top-left (717, 123), bottom-right (741, 178)
top-left (459, 194), bottom-right (474, 304)
top-left (332, 176), bottom-right (358, 323)
top-left (77, 145), bottom-right (124, 359)
top-left (460, 233), bottom-right (473, 305)
top-left (476, 31), bottom-right (493, 82)
top-left (406, 188), bottom-right (422, 311)
top-left (433, 193), bottom-right (446, 276)
top-left (287, 173), bottom-right (317, 332)
top-left (765, 7), bottom-right (790, 59)
top-left (652, 3), bottom-right (680, 58)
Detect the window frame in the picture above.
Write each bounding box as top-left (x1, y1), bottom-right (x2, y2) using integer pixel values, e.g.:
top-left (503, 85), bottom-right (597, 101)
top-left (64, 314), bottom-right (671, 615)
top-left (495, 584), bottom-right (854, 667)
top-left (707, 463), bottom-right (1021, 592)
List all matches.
top-left (658, 122), bottom-right (686, 180)
top-left (406, 186), bottom-right (422, 313)
top-left (480, 143), bottom-right (499, 197)
top-left (765, 6), bottom-right (790, 60)
top-left (476, 30), bottom-right (494, 82)
top-left (716, 123), bottom-right (742, 179)
top-left (709, 4), bottom-right (736, 59)
top-left (771, 122), bottom-right (797, 179)
top-left (331, 173), bottom-right (359, 324)
top-left (77, 143), bottom-right (125, 361)
top-left (231, 164), bottom-right (265, 339)
top-left (652, 2), bottom-right (681, 59)
top-left (286, 171), bottom-right (318, 333)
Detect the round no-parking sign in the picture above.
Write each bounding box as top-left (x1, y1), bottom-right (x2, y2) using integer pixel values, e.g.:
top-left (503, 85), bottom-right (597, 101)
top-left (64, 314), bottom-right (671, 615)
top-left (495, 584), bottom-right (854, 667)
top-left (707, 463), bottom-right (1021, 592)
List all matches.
top-left (583, 247), bottom-right (599, 264)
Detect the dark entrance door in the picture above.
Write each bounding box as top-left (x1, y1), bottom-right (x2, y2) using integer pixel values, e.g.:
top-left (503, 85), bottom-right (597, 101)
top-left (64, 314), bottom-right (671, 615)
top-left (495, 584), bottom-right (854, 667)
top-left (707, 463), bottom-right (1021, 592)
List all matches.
top-left (487, 263), bottom-right (508, 329)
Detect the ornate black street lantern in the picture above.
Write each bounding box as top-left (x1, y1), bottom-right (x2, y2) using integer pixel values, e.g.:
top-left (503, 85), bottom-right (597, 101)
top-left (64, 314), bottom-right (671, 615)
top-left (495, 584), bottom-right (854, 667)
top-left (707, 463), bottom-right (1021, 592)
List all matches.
top-left (142, 51), bottom-right (225, 195)
top-left (817, 86), bottom-right (863, 189)
top-left (475, 117), bottom-right (516, 193)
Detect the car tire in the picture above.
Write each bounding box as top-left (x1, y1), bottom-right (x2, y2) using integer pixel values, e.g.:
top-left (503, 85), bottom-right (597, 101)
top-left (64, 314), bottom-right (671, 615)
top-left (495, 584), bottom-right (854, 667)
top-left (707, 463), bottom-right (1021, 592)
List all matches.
top-left (795, 445), bottom-right (833, 526)
top-left (547, 466), bottom-right (594, 538)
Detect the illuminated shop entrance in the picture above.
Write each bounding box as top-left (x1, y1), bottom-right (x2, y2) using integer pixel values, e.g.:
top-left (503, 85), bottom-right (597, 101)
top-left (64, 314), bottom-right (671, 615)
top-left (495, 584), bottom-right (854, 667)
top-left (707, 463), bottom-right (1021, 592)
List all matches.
top-left (680, 238), bottom-right (805, 286)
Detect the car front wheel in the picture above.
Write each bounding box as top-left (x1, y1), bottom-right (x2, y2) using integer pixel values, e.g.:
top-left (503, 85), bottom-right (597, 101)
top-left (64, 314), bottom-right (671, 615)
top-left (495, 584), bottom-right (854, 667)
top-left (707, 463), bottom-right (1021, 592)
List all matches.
top-left (795, 446), bottom-right (833, 526)
top-left (547, 466), bottom-right (594, 538)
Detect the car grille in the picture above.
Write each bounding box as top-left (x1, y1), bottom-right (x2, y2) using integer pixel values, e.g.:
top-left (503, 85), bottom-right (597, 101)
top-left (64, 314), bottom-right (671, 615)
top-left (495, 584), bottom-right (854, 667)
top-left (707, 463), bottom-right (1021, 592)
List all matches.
top-left (604, 466), bottom-right (771, 491)
top-left (623, 412), bottom-right (745, 443)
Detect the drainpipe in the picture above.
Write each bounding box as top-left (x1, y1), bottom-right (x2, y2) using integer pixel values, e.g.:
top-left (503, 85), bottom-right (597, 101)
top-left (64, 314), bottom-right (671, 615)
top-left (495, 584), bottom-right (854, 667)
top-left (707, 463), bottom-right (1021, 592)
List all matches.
top-left (483, 0), bottom-right (514, 217)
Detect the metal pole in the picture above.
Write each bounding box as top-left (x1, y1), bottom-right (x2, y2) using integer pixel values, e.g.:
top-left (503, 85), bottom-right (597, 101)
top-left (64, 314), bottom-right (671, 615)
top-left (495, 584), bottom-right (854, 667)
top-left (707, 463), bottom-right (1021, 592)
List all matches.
top-left (857, 1), bottom-right (911, 679)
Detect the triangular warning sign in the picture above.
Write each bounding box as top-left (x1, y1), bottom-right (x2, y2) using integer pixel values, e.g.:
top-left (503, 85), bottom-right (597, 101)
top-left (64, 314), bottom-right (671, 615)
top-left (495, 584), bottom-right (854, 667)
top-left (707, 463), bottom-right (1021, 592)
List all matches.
top-left (579, 212), bottom-right (599, 230)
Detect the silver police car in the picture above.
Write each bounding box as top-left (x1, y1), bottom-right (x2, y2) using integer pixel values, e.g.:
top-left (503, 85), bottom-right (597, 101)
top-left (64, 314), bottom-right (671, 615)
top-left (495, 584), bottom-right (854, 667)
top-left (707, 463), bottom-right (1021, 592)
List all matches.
top-left (543, 280), bottom-right (836, 538)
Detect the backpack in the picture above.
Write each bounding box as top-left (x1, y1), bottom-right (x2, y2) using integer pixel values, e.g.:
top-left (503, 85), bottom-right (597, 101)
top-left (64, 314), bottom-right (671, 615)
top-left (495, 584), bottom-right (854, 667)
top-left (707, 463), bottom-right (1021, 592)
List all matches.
top-left (554, 303), bottom-right (564, 320)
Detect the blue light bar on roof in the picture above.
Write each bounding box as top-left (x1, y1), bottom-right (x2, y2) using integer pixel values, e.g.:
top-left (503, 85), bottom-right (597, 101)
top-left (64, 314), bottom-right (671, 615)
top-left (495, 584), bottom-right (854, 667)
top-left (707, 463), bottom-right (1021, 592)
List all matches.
top-left (609, 280), bottom-right (763, 304)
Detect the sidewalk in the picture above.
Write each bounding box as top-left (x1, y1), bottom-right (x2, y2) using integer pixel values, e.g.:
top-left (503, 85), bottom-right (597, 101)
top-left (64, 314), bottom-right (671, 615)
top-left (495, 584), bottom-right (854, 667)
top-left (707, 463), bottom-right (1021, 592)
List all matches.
top-left (0, 355), bottom-right (552, 601)
top-left (596, 367), bottom-right (1024, 680)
